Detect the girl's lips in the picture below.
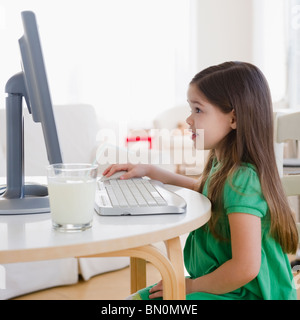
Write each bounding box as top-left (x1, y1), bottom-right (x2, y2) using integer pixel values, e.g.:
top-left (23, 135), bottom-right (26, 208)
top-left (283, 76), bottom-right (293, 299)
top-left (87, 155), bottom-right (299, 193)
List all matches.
top-left (189, 129), bottom-right (198, 140)
top-left (191, 132), bottom-right (198, 140)
top-left (189, 128), bottom-right (199, 140)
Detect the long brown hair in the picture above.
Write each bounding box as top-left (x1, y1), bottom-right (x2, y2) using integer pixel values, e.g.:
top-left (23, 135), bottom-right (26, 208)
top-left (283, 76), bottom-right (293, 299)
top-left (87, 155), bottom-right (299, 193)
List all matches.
top-left (192, 61), bottom-right (298, 254)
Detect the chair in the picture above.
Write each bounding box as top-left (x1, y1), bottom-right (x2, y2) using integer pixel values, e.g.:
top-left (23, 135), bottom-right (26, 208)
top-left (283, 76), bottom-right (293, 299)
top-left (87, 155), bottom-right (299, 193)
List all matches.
top-left (274, 111), bottom-right (300, 266)
top-left (274, 111), bottom-right (300, 195)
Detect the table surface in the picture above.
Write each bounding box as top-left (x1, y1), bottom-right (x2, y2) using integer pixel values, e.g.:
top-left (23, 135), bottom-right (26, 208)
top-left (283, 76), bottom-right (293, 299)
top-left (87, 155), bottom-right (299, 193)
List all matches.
top-left (0, 184), bottom-right (211, 264)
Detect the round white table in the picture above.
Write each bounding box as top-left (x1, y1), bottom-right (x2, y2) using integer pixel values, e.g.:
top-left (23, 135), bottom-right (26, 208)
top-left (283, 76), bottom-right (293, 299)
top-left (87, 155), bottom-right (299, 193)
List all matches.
top-left (0, 184), bottom-right (211, 300)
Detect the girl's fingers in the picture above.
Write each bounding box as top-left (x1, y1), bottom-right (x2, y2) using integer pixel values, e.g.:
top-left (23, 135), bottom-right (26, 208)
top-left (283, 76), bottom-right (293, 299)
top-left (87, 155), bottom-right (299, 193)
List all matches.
top-left (149, 280), bottom-right (163, 299)
top-left (149, 290), bottom-right (163, 299)
top-left (119, 171), bottom-right (134, 180)
top-left (102, 165), bottom-right (114, 176)
top-left (102, 164), bottom-right (130, 177)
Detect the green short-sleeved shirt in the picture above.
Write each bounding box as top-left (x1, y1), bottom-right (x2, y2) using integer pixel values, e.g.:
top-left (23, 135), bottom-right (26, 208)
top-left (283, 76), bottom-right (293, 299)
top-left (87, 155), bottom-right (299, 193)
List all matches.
top-left (136, 161), bottom-right (296, 300)
top-left (183, 161), bottom-right (296, 300)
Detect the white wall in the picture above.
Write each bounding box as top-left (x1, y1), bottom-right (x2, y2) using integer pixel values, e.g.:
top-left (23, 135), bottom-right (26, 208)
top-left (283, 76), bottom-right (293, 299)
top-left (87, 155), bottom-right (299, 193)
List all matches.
top-left (191, 0), bottom-right (286, 103)
top-left (192, 0), bottom-right (254, 72)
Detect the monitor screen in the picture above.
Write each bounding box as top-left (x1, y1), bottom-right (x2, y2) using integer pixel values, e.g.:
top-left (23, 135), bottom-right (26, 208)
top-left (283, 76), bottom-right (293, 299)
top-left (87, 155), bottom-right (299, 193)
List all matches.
top-left (0, 11), bottom-right (63, 214)
top-left (19, 11), bottom-right (62, 165)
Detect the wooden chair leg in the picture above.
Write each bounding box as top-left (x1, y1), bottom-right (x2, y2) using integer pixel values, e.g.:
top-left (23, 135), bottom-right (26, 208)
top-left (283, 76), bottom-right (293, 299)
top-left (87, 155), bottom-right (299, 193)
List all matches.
top-left (164, 237), bottom-right (186, 300)
top-left (130, 257), bottom-right (146, 294)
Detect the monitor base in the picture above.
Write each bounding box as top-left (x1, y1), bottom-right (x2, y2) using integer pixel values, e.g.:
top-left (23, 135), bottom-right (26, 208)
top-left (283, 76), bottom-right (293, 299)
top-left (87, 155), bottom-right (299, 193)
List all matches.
top-left (0, 196), bottom-right (50, 215)
top-left (0, 184), bottom-right (50, 215)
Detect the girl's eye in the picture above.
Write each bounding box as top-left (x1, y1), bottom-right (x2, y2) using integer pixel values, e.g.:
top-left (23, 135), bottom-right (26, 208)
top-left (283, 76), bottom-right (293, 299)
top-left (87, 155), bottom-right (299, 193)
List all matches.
top-left (196, 107), bottom-right (201, 113)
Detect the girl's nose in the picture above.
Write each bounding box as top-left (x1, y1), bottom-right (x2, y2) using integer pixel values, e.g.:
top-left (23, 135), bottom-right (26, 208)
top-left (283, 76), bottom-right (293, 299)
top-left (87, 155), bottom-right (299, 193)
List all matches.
top-left (186, 114), bottom-right (192, 126)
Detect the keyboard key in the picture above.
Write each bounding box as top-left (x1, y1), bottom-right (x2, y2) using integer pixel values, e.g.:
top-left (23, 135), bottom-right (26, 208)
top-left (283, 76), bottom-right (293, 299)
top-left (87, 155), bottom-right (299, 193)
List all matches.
top-left (127, 183), bottom-right (148, 206)
top-left (109, 183), bottom-right (128, 207)
top-left (118, 180), bottom-right (138, 206)
top-left (106, 185), bottom-right (120, 207)
top-left (134, 180), bottom-right (157, 206)
top-left (142, 180), bottom-right (167, 205)
top-left (100, 194), bottom-right (111, 207)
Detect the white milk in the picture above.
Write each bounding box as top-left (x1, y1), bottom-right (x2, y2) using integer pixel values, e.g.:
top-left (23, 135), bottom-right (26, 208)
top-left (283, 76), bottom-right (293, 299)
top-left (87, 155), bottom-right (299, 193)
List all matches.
top-left (48, 178), bottom-right (96, 225)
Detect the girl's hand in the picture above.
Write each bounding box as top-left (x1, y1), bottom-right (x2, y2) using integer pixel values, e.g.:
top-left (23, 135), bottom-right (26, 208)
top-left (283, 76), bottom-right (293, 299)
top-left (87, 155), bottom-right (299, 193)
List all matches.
top-left (103, 162), bottom-right (197, 191)
top-left (102, 163), bottom-right (151, 180)
top-left (148, 278), bottom-right (194, 299)
top-left (149, 280), bottom-right (163, 299)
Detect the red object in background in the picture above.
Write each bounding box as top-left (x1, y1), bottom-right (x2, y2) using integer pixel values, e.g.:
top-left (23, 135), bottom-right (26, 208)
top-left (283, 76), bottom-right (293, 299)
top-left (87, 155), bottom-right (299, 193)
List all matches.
top-left (126, 136), bottom-right (152, 149)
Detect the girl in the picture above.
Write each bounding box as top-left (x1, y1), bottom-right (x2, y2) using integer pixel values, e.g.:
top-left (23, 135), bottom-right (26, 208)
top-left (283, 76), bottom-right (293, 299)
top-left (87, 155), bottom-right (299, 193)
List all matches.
top-left (103, 61), bottom-right (298, 300)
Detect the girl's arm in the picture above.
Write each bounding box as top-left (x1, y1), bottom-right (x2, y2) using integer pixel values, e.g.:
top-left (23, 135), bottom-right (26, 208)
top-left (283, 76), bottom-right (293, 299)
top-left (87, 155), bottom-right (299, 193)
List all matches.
top-left (186, 213), bottom-right (261, 295)
top-left (149, 212), bottom-right (261, 298)
top-left (102, 163), bottom-right (198, 190)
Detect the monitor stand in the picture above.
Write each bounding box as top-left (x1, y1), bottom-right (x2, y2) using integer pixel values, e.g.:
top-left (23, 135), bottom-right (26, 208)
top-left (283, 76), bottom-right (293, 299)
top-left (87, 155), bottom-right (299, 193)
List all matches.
top-left (0, 72), bottom-right (50, 215)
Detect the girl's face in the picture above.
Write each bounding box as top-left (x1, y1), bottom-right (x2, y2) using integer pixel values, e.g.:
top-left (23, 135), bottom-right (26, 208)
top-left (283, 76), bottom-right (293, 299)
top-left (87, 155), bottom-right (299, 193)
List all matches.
top-left (186, 84), bottom-right (236, 154)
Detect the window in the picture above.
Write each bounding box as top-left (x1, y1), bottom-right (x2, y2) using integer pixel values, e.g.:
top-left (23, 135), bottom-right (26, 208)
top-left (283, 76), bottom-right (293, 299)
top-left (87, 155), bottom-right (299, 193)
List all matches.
top-left (287, 0), bottom-right (300, 109)
top-left (253, 0), bottom-right (287, 104)
top-left (0, 0), bottom-right (193, 127)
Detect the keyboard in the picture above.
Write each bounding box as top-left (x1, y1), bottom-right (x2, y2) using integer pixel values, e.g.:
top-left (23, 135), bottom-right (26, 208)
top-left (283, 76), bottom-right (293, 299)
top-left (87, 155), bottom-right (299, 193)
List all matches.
top-left (94, 178), bottom-right (187, 216)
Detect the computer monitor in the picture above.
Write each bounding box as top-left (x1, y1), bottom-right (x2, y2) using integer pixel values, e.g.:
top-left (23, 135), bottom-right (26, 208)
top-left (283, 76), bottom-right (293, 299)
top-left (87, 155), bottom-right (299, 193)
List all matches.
top-left (0, 11), bottom-right (63, 214)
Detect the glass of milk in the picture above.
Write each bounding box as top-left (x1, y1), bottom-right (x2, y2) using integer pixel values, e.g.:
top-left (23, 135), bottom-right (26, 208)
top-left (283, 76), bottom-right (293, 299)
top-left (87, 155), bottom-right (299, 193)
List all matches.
top-left (47, 163), bottom-right (98, 232)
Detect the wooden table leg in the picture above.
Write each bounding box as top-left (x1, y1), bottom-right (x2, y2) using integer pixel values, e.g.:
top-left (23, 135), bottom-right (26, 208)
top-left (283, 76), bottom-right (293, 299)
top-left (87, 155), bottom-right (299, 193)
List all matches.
top-left (79, 237), bottom-right (186, 300)
top-left (130, 257), bottom-right (146, 293)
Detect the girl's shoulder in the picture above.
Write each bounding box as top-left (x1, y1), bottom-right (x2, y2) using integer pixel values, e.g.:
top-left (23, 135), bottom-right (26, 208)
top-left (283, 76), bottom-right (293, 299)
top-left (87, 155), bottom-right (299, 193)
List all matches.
top-left (237, 162), bottom-right (258, 173)
top-left (230, 162), bottom-right (260, 188)
top-left (210, 159), bottom-right (261, 192)
top-left (224, 162), bottom-right (268, 218)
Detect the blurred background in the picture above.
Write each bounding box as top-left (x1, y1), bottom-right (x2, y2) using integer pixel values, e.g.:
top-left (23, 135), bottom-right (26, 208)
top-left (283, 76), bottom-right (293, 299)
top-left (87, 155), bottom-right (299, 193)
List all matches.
top-left (0, 0), bottom-right (296, 130)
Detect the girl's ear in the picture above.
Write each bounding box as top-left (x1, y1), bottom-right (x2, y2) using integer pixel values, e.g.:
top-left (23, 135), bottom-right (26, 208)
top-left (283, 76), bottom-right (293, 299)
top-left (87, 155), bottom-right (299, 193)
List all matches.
top-left (230, 109), bottom-right (237, 130)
